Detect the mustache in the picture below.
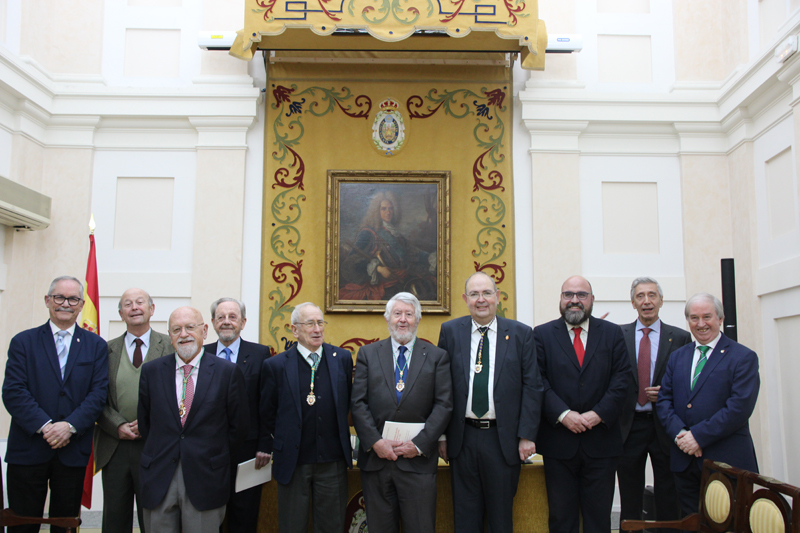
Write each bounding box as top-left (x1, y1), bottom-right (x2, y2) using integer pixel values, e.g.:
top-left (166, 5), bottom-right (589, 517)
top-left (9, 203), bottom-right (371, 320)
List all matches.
top-left (55, 307), bottom-right (75, 313)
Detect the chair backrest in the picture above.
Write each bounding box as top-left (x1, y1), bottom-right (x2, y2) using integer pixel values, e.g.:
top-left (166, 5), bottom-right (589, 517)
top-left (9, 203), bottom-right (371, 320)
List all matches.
top-left (698, 460), bottom-right (750, 533)
top-left (742, 471), bottom-right (800, 533)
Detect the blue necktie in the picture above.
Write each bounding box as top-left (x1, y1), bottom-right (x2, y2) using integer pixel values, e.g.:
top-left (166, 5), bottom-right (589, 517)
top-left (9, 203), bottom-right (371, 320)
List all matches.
top-left (395, 345), bottom-right (407, 404)
top-left (56, 331), bottom-right (69, 378)
top-left (221, 347), bottom-right (232, 362)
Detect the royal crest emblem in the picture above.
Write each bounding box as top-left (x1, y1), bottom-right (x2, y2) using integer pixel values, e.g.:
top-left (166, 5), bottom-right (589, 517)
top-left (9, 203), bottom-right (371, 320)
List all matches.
top-left (372, 98), bottom-right (406, 156)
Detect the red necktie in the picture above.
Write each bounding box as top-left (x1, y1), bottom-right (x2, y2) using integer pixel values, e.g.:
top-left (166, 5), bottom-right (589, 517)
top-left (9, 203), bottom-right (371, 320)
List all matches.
top-left (637, 327), bottom-right (652, 406)
top-left (181, 364), bottom-right (194, 426)
top-left (133, 338), bottom-right (143, 369)
top-left (572, 327), bottom-right (585, 367)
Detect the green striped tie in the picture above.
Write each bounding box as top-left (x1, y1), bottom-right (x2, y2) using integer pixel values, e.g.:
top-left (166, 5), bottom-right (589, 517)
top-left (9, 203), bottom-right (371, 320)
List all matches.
top-left (691, 345), bottom-right (710, 390)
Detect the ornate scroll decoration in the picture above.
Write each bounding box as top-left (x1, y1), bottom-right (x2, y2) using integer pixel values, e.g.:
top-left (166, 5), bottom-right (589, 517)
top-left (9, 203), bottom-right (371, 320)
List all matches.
top-left (340, 337), bottom-right (380, 353)
top-left (267, 84), bottom-right (373, 349)
top-left (407, 86), bottom-right (510, 316)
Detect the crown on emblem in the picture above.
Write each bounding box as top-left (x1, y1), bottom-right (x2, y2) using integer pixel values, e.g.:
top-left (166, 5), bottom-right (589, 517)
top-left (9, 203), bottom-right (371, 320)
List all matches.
top-left (380, 99), bottom-right (399, 111)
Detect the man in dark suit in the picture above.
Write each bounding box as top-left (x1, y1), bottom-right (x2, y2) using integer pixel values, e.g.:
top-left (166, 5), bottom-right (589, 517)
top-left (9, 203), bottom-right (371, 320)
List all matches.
top-left (205, 297), bottom-right (271, 533)
top-left (2, 275), bottom-right (109, 533)
top-left (260, 302), bottom-right (353, 533)
top-left (657, 292), bottom-right (760, 516)
top-left (437, 271), bottom-right (542, 533)
top-left (351, 292), bottom-right (452, 533)
top-left (617, 277), bottom-right (691, 529)
top-left (94, 288), bottom-right (173, 533)
top-left (138, 306), bottom-right (249, 533)
top-left (534, 275), bottom-right (629, 533)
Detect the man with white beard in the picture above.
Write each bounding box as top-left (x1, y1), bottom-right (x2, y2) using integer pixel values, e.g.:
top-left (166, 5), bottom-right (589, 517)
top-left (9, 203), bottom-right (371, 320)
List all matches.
top-left (137, 306), bottom-right (248, 533)
top-left (351, 292), bottom-right (453, 533)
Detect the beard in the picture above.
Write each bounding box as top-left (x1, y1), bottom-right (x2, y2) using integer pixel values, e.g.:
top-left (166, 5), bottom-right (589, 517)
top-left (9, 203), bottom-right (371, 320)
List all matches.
top-left (217, 329), bottom-right (238, 343)
top-left (389, 323), bottom-right (417, 345)
top-left (175, 339), bottom-right (201, 361)
top-left (561, 302), bottom-right (592, 325)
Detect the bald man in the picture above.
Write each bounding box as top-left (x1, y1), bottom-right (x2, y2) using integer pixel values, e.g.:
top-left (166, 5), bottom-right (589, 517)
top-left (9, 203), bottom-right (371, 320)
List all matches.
top-left (94, 288), bottom-right (173, 533)
top-left (138, 307), bottom-right (248, 533)
top-left (533, 276), bottom-right (629, 533)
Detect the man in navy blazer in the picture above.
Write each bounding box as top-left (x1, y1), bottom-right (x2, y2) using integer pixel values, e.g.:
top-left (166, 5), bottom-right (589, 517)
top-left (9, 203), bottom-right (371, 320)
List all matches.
top-left (657, 292), bottom-right (760, 516)
top-left (534, 275), bottom-right (629, 533)
top-left (617, 277), bottom-right (691, 528)
top-left (437, 272), bottom-right (542, 533)
top-left (138, 306), bottom-right (249, 533)
top-left (2, 275), bottom-right (109, 533)
top-left (205, 297), bottom-right (271, 533)
top-left (260, 302), bottom-right (353, 533)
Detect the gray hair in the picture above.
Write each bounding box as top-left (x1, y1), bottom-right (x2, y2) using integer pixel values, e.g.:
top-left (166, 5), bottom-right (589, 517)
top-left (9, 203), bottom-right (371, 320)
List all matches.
top-left (48, 276), bottom-right (83, 297)
top-left (210, 297), bottom-right (246, 320)
top-left (291, 302), bottom-right (323, 324)
top-left (464, 271), bottom-right (497, 294)
top-left (684, 292), bottom-right (725, 321)
top-left (118, 289), bottom-right (154, 311)
top-left (384, 292), bottom-right (422, 321)
top-left (630, 277), bottom-right (664, 301)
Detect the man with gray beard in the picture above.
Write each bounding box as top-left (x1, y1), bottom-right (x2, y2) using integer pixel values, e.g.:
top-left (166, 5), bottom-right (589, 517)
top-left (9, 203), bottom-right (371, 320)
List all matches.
top-left (351, 292), bottom-right (452, 533)
top-left (533, 276), bottom-right (629, 533)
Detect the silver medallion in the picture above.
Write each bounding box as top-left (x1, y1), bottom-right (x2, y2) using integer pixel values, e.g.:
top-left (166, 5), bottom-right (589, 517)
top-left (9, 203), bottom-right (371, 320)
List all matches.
top-left (307, 392), bottom-right (316, 406)
top-left (396, 380), bottom-right (405, 392)
top-left (475, 363), bottom-right (483, 374)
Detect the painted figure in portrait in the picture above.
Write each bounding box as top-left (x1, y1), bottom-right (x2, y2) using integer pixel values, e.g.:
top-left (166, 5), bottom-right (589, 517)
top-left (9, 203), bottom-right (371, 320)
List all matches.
top-left (339, 186), bottom-right (438, 302)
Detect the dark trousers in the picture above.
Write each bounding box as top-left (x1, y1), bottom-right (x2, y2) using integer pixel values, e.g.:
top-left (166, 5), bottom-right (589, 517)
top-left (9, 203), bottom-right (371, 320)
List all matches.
top-left (7, 457), bottom-right (85, 533)
top-left (617, 414), bottom-right (680, 530)
top-left (361, 461), bottom-right (437, 533)
top-left (543, 448), bottom-right (618, 533)
top-left (223, 440), bottom-right (263, 533)
top-left (673, 461), bottom-right (703, 518)
top-left (450, 424), bottom-right (521, 533)
top-left (102, 439), bottom-right (146, 533)
top-left (277, 461), bottom-right (348, 533)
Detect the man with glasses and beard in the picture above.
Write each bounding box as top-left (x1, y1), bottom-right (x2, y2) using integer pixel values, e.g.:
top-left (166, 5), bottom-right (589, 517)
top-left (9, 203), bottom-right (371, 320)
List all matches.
top-left (3, 275), bottom-right (108, 533)
top-left (205, 298), bottom-right (270, 533)
top-left (137, 306), bottom-right (248, 533)
top-left (533, 276), bottom-right (629, 533)
top-left (351, 292), bottom-right (452, 533)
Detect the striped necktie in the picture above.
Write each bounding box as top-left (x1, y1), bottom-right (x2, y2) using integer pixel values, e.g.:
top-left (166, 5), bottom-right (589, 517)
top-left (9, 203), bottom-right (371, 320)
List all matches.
top-left (56, 331), bottom-right (69, 378)
top-left (692, 345), bottom-right (710, 390)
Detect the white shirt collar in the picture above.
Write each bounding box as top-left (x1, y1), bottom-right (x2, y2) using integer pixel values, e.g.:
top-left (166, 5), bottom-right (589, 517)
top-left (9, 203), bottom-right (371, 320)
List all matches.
top-left (471, 316), bottom-right (497, 334)
top-left (49, 320), bottom-right (77, 337)
top-left (565, 317), bottom-right (590, 332)
top-left (696, 332), bottom-right (722, 351)
top-left (636, 319), bottom-right (661, 333)
top-left (125, 328), bottom-right (152, 348)
top-left (217, 336), bottom-right (242, 356)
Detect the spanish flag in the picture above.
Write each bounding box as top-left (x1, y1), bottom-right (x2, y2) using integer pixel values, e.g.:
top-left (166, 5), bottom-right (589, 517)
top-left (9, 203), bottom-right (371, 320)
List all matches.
top-left (80, 229), bottom-right (99, 508)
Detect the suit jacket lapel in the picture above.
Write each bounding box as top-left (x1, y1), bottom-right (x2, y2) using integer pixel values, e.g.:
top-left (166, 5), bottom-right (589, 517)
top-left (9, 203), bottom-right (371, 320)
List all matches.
top-left (285, 346), bottom-right (302, 419)
top-left (654, 324), bottom-right (674, 381)
top-left (185, 354), bottom-right (214, 428)
top-left (493, 318), bottom-right (509, 387)
top-left (689, 336), bottom-right (729, 400)
top-left (459, 319), bottom-right (472, 386)
top-left (376, 340), bottom-right (396, 403)
top-left (582, 318), bottom-right (602, 371)
top-left (324, 344), bottom-right (341, 409)
top-left (554, 320), bottom-right (581, 371)
top-left (40, 324), bottom-right (63, 381)
top-left (62, 326), bottom-right (87, 382)
top-left (145, 332), bottom-right (169, 364)
top-left (623, 323), bottom-right (638, 387)
top-left (160, 356), bottom-right (182, 427)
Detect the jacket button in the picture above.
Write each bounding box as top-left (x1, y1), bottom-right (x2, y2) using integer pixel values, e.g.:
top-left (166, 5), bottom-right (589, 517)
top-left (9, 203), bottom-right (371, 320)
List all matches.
top-left (60, 392), bottom-right (66, 397)
top-left (687, 403), bottom-right (692, 409)
top-left (181, 434), bottom-right (185, 439)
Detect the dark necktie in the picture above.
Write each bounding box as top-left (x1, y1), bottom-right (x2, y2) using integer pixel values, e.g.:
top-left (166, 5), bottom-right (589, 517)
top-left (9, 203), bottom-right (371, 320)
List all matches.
top-left (395, 345), bottom-right (407, 404)
top-left (472, 327), bottom-right (490, 418)
top-left (637, 327), bottom-right (652, 406)
top-left (133, 338), bottom-right (143, 369)
top-left (572, 327), bottom-right (585, 367)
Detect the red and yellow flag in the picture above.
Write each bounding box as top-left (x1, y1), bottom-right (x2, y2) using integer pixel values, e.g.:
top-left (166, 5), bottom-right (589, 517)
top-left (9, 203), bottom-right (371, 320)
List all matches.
top-left (80, 230), bottom-right (100, 508)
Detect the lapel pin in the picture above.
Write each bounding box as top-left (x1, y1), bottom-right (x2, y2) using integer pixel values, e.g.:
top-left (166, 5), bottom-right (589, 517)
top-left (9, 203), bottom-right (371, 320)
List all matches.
top-left (505, 335), bottom-right (509, 340)
top-left (333, 352), bottom-right (337, 357)
top-left (720, 349), bottom-right (725, 353)
top-left (76, 338), bottom-right (80, 343)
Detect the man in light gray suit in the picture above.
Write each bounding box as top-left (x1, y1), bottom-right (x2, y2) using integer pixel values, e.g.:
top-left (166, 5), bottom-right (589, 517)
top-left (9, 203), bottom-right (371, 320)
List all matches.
top-left (94, 288), bottom-right (173, 533)
top-left (351, 292), bottom-right (453, 533)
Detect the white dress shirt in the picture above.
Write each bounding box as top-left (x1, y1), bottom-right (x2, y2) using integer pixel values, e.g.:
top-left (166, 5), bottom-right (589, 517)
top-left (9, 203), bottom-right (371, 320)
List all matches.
top-left (124, 328), bottom-right (152, 363)
top-left (215, 336), bottom-right (242, 364)
top-left (466, 317), bottom-right (497, 419)
top-left (690, 332), bottom-right (721, 387)
top-left (174, 352), bottom-right (203, 407)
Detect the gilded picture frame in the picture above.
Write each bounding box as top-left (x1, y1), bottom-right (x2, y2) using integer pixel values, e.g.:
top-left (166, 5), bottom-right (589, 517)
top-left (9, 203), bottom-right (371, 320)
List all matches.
top-left (326, 170), bottom-right (451, 313)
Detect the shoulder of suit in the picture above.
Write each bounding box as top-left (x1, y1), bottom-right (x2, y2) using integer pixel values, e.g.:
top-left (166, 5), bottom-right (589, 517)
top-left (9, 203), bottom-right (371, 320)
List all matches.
top-left (495, 315), bottom-right (532, 332)
top-left (240, 339), bottom-right (271, 357)
top-left (659, 322), bottom-right (691, 340)
top-left (440, 316), bottom-right (470, 329)
top-left (533, 317), bottom-right (562, 332)
top-left (74, 324), bottom-right (106, 344)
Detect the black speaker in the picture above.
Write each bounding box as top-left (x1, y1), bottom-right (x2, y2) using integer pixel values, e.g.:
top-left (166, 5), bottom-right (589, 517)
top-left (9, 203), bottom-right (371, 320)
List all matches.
top-left (721, 258), bottom-right (737, 342)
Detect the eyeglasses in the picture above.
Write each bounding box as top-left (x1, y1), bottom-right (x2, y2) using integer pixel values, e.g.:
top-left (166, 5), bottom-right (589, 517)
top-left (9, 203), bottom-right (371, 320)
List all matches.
top-left (467, 290), bottom-right (496, 300)
top-left (295, 320), bottom-right (327, 329)
top-left (49, 295), bottom-right (83, 306)
top-left (170, 323), bottom-right (202, 336)
top-left (391, 311), bottom-right (415, 320)
top-left (561, 291), bottom-right (591, 301)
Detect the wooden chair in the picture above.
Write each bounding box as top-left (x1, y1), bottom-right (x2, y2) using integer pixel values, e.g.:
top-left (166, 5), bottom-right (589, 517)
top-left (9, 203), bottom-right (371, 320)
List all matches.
top-left (0, 462), bottom-right (81, 532)
top-left (741, 471), bottom-right (799, 533)
top-left (621, 459), bottom-right (748, 533)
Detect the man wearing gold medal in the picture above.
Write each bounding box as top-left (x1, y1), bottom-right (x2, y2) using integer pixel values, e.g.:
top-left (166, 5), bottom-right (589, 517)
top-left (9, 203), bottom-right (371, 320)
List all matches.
top-left (259, 302), bottom-right (353, 533)
top-left (351, 292), bottom-right (453, 533)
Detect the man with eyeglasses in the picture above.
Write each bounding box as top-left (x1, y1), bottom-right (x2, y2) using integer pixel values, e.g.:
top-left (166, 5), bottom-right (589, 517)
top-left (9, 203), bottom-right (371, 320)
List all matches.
top-left (204, 298), bottom-right (271, 533)
top-left (137, 306), bottom-right (248, 533)
top-left (94, 288), bottom-right (173, 533)
top-left (351, 292), bottom-right (452, 533)
top-left (436, 271), bottom-right (542, 533)
top-left (259, 302), bottom-right (353, 533)
top-left (617, 278), bottom-right (690, 531)
top-left (533, 275), bottom-right (629, 533)
top-left (3, 275), bottom-right (109, 533)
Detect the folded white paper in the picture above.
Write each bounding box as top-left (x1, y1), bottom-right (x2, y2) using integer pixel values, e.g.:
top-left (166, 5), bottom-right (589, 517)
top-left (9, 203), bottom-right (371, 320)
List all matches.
top-left (382, 421), bottom-right (425, 442)
top-left (235, 458), bottom-right (272, 493)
